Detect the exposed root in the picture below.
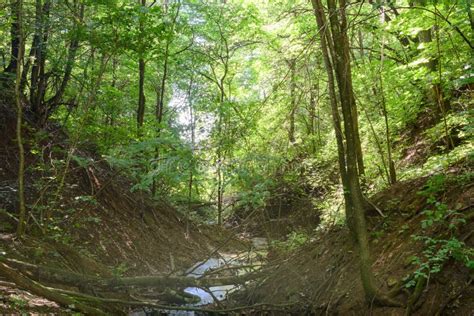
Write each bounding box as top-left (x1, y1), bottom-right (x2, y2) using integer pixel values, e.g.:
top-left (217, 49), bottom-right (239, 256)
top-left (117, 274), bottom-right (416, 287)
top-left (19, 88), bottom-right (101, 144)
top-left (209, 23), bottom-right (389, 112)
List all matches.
top-left (405, 276), bottom-right (427, 316)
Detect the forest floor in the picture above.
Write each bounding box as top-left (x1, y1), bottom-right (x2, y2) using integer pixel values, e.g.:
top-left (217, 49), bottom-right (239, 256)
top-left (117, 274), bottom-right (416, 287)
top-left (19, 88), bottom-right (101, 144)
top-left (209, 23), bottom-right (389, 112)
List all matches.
top-left (0, 115), bottom-right (249, 314)
top-left (236, 161), bottom-right (474, 315)
top-left (2, 157), bottom-right (472, 315)
top-left (0, 104), bottom-right (473, 315)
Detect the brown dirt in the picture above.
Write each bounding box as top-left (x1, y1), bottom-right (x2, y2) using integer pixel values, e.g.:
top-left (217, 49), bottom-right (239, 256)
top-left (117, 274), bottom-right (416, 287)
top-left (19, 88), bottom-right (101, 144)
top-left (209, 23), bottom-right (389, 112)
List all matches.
top-left (0, 106), bottom-right (246, 313)
top-left (242, 166), bottom-right (474, 315)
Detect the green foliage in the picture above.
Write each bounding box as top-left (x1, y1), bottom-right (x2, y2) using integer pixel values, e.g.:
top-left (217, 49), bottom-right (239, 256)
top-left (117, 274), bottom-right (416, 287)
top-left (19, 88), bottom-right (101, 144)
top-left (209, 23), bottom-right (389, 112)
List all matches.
top-left (418, 174), bottom-right (446, 201)
top-left (113, 262), bottom-right (129, 277)
top-left (425, 112), bottom-right (471, 144)
top-left (404, 236), bottom-right (473, 288)
top-left (404, 173), bottom-right (473, 287)
top-left (271, 231), bottom-right (310, 252)
top-left (1, 0), bottom-right (472, 229)
top-left (9, 296), bottom-right (28, 311)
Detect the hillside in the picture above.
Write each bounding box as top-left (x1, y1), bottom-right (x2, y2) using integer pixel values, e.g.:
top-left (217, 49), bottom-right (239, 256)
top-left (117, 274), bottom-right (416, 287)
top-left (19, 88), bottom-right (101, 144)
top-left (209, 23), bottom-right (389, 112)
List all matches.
top-left (1, 0), bottom-right (473, 315)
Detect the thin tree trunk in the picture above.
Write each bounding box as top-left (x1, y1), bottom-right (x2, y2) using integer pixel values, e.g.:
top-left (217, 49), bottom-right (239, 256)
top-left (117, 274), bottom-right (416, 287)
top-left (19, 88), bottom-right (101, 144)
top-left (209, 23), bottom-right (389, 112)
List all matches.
top-left (433, 6), bottom-right (453, 151)
top-left (217, 91), bottom-right (224, 226)
top-left (379, 11), bottom-right (396, 185)
top-left (288, 59), bottom-right (296, 144)
top-left (45, 2), bottom-right (83, 125)
top-left (136, 0), bottom-right (147, 136)
top-left (137, 58), bottom-right (146, 135)
top-left (151, 36), bottom-right (169, 196)
top-left (29, 0), bottom-right (52, 111)
top-left (379, 69), bottom-right (396, 185)
top-left (15, 0), bottom-right (26, 238)
top-left (312, 0), bottom-right (400, 305)
top-left (29, 0), bottom-right (43, 107)
top-left (5, 0), bottom-right (20, 75)
top-left (186, 75), bottom-right (195, 238)
top-left (310, 0), bottom-right (352, 233)
top-left (362, 96), bottom-right (390, 184)
top-left (309, 83), bottom-right (317, 154)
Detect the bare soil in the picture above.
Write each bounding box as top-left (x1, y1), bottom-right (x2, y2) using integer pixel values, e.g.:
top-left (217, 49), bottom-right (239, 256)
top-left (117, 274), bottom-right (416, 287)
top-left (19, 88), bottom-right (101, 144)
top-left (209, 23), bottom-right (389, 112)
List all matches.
top-left (242, 165), bottom-right (473, 315)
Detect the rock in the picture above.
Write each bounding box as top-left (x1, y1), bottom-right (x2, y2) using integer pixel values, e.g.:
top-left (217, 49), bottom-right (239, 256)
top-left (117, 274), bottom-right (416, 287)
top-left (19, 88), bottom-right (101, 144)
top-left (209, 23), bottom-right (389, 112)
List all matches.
top-left (387, 277), bottom-right (398, 288)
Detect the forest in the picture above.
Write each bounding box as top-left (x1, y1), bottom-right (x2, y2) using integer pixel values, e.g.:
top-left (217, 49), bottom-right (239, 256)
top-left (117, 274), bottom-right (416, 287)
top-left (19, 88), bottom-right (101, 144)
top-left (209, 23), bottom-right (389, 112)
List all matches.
top-left (0, 0), bottom-right (473, 315)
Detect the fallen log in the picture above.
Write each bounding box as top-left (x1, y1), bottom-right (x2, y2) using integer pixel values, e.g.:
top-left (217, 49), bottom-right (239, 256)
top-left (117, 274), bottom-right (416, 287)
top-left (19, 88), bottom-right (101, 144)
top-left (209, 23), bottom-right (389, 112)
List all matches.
top-left (0, 261), bottom-right (108, 316)
top-left (44, 288), bottom-right (299, 314)
top-left (2, 257), bottom-right (259, 290)
top-left (2, 257), bottom-right (102, 288)
top-left (99, 273), bottom-right (256, 289)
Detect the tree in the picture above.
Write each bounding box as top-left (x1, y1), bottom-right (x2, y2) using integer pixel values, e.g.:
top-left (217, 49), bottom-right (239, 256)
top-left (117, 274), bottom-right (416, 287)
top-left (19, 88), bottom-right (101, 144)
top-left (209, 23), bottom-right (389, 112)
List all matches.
top-left (136, 0), bottom-right (147, 136)
top-left (310, 0), bottom-right (400, 305)
top-left (14, 0), bottom-right (26, 237)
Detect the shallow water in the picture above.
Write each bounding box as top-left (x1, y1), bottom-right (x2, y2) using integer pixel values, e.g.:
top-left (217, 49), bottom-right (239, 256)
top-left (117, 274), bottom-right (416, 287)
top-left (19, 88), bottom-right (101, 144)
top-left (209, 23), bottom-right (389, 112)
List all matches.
top-left (131, 256), bottom-right (240, 316)
top-left (131, 238), bottom-right (267, 315)
top-left (182, 256), bottom-right (239, 306)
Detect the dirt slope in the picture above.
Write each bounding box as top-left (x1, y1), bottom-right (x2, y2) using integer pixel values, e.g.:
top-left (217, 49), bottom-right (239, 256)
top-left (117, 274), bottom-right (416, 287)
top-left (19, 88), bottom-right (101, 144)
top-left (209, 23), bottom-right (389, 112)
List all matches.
top-left (245, 166), bottom-right (473, 315)
top-left (0, 105), bottom-right (237, 313)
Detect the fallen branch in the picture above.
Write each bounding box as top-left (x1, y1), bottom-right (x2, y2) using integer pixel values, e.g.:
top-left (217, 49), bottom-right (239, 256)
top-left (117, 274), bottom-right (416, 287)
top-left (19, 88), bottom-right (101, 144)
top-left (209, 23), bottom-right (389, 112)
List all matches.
top-left (46, 289), bottom-right (298, 314)
top-left (2, 257), bottom-right (260, 291)
top-left (0, 261), bottom-right (107, 316)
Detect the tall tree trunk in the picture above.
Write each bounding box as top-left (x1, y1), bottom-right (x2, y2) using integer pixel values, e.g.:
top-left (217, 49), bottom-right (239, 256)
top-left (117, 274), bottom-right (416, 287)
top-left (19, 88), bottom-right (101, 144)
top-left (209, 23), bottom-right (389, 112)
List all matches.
top-left (29, 0), bottom-right (43, 107)
top-left (151, 54), bottom-right (167, 196)
top-left (151, 2), bottom-right (180, 196)
top-left (5, 0), bottom-right (21, 75)
top-left (186, 75), bottom-right (195, 237)
top-left (378, 8), bottom-right (397, 185)
top-left (136, 0), bottom-right (147, 136)
top-left (288, 59), bottom-right (296, 144)
top-left (30, 0), bottom-right (51, 115)
top-left (308, 82), bottom-right (318, 154)
top-left (15, 0), bottom-right (26, 238)
top-left (216, 87), bottom-right (224, 226)
top-left (324, 0), bottom-right (365, 178)
top-left (45, 2), bottom-right (83, 125)
top-left (310, 0), bottom-right (352, 233)
top-left (137, 58), bottom-right (146, 135)
top-left (312, 0), bottom-right (400, 305)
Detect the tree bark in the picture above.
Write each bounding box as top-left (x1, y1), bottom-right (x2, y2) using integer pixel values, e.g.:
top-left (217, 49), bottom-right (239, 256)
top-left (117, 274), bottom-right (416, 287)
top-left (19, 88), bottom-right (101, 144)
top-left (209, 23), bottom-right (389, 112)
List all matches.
top-left (30, 0), bottom-right (51, 116)
top-left (0, 261), bottom-right (107, 316)
top-left (137, 58), bottom-right (146, 134)
top-left (151, 1), bottom-right (180, 196)
top-left (2, 257), bottom-right (256, 290)
top-left (288, 58), bottom-right (296, 144)
top-left (14, 0), bottom-right (26, 238)
top-left (4, 0), bottom-right (21, 75)
top-left (311, 0), bottom-right (401, 306)
top-left (311, 0), bottom-right (353, 233)
top-left (45, 2), bottom-right (83, 125)
top-left (136, 0), bottom-right (147, 136)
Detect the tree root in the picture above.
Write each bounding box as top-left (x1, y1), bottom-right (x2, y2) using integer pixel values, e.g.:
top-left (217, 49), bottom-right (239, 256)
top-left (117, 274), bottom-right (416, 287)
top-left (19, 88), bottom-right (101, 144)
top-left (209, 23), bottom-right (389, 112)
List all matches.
top-left (405, 276), bottom-right (426, 316)
top-left (371, 291), bottom-right (404, 308)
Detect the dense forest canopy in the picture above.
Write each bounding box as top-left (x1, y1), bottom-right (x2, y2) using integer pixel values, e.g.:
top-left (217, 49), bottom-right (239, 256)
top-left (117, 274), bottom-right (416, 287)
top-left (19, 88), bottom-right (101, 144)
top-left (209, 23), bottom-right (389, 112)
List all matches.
top-left (0, 0), bottom-right (473, 314)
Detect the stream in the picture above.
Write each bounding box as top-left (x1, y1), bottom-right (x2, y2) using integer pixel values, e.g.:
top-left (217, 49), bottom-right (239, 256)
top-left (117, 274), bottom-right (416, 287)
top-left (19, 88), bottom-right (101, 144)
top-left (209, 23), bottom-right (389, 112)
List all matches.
top-left (131, 238), bottom-right (267, 316)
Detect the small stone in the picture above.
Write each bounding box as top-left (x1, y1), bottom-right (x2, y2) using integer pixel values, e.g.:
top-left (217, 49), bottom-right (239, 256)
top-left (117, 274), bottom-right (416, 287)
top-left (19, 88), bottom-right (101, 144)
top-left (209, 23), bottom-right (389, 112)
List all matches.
top-left (387, 277), bottom-right (398, 287)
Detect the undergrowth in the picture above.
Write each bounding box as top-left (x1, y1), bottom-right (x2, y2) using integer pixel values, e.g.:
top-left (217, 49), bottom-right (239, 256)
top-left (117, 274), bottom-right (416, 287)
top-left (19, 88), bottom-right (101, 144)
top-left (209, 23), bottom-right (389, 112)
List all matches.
top-left (403, 174), bottom-right (474, 288)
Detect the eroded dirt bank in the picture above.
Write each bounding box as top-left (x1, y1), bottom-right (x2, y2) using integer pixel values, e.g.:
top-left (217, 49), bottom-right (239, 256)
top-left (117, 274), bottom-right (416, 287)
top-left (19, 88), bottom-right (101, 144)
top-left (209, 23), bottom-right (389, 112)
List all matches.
top-left (238, 166), bottom-right (473, 315)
